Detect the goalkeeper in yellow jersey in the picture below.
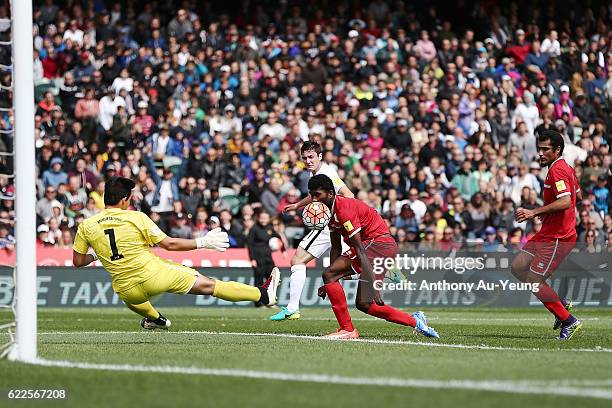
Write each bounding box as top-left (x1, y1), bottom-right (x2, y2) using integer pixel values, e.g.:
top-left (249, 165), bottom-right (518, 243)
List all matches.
top-left (72, 177), bottom-right (280, 330)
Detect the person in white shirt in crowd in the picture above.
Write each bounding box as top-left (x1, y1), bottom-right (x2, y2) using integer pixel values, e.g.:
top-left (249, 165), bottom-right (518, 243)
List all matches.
top-left (98, 87), bottom-right (126, 133)
top-left (511, 163), bottom-right (541, 204)
top-left (112, 68), bottom-right (134, 94)
top-left (63, 19), bottom-right (84, 46)
top-left (541, 30), bottom-right (561, 57)
top-left (211, 104), bottom-right (242, 139)
top-left (512, 91), bottom-right (539, 135)
top-left (258, 111), bottom-right (286, 141)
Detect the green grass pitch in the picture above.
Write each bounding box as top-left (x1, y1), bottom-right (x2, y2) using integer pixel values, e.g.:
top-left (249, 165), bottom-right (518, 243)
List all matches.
top-left (1, 307), bottom-right (611, 407)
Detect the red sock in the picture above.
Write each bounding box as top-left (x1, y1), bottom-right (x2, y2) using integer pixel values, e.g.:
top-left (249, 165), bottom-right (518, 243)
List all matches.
top-left (367, 303), bottom-right (416, 327)
top-left (534, 283), bottom-right (570, 321)
top-left (324, 282), bottom-right (354, 331)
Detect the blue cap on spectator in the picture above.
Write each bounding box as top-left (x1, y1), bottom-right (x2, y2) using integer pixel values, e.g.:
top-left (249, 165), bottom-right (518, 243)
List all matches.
top-left (485, 227), bottom-right (497, 235)
top-left (50, 157), bottom-right (63, 166)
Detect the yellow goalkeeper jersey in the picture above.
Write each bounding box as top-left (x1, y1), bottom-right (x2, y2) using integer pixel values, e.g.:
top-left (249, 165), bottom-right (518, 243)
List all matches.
top-left (73, 208), bottom-right (167, 292)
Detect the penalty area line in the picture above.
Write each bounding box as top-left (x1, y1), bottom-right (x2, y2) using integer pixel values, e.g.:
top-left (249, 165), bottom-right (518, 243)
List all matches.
top-left (37, 330), bottom-right (612, 353)
top-left (18, 357), bottom-right (612, 400)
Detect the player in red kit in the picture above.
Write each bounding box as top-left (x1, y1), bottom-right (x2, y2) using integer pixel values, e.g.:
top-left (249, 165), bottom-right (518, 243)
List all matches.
top-left (308, 174), bottom-right (439, 340)
top-left (513, 130), bottom-right (582, 340)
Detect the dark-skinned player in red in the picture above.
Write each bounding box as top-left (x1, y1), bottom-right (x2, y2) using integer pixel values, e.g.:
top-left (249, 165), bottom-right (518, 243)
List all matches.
top-left (309, 174), bottom-right (439, 339)
top-left (513, 130), bottom-right (582, 340)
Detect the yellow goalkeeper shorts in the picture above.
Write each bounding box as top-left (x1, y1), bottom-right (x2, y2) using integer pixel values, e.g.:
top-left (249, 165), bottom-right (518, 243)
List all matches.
top-left (116, 258), bottom-right (199, 305)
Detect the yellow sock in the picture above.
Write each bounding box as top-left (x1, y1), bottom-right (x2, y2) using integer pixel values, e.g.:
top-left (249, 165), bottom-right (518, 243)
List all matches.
top-left (212, 280), bottom-right (261, 302)
top-left (127, 301), bottom-right (160, 320)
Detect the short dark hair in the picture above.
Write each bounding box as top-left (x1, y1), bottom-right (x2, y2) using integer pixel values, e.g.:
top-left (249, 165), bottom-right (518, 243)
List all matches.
top-left (104, 177), bottom-right (136, 205)
top-left (308, 174), bottom-right (334, 194)
top-left (538, 129), bottom-right (564, 155)
top-left (300, 141), bottom-right (322, 155)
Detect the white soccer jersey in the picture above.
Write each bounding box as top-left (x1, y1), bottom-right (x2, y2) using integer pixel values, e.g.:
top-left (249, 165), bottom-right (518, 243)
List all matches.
top-left (312, 162), bottom-right (346, 194)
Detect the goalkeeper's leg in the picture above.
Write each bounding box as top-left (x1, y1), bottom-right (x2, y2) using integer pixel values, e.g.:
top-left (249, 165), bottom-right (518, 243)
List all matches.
top-left (126, 301), bottom-right (160, 320)
top-left (118, 284), bottom-right (171, 330)
top-left (189, 272), bottom-right (280, 306)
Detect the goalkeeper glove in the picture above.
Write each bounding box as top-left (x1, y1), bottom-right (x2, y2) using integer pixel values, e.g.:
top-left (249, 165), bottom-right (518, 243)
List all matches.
top-left (196, 227), bottom-right (230, 252)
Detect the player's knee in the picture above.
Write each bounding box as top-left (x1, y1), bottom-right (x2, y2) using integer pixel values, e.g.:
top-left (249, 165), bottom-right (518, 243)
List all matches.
top-left (290, 256), bottom-right (301, 267)
top-left (525, 272), bottom-right (545, 284)
top-left (190, 276), bottom-right (215, 295)
top-left (322, 268), bottom-right (335, 283)
top-left (511, 259), bottom-right (529, 281)
top-left (355, 299), bottom-right (371, 313)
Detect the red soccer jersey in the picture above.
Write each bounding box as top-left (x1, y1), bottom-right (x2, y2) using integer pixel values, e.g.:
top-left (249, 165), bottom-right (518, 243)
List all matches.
top-left (538, 157), bottom-right (580, 239)
top-left (327, 195), bottom-right (389, 242)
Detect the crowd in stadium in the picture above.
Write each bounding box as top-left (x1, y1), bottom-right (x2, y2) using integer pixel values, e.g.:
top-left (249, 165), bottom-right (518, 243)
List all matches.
top-left (0, 0), bottom-right (610, 253)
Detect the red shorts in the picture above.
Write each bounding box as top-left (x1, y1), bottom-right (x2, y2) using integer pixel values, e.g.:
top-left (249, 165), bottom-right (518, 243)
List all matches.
top-left (341, 235), bottom-right (398, 278)
top-left (521, 233), bottom-right (576, 277)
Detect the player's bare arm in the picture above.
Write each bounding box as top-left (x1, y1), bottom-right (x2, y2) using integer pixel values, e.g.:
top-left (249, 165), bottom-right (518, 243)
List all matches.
top-left (515, 195), bottom-right (571, 223)
top-left (72, 251), bottom-right (97, 267)
top-left (283, 194), bottom-right (312, 212)
top-left (338, 185), bottom-right (354, 199)
top-left (329, 229), bottom-right (342, 264)
top-left (157, 228), bottom-right (229, 252)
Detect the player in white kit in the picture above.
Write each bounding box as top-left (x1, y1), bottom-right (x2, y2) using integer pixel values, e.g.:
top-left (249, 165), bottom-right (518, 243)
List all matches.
top-left (269, 141), bottom-right (354, 321)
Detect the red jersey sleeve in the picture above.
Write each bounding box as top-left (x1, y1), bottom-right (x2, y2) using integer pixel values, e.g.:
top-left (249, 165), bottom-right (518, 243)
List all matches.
top-left (550, 165), bottom-right (573, 199)
top-left (336, 200), bottom-right (362, 239)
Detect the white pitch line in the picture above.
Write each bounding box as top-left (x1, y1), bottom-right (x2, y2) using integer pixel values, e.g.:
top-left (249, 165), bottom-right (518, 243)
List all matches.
top-left (37, 330), bottom-right (612, 353)
top-left (35, 317), bottom-right (602, 322)
top-left (20, 357), bottom-right (612, 400)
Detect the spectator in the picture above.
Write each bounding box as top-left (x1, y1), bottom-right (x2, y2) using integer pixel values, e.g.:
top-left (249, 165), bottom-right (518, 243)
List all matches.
top-left (36, 186), bottom-right (61, 221)
top-left (0, 222), bottom-right (15, 250)
top-left (414, 30), bottom-right (437, 62)
top-left (170, 212), bottom-right (193, 239)
top-left (540, 30), bottom-right (561, 57)
top-left (42, 157), bottom-right (68, 188)
top-left (219, 209), bottom-right (244, 248)
top-left (247, 210), bottom-right (279, 306)
top-left (276, 188), bottom-right (301, 227)
top-left (508, 122), bottom-right (537, 163)
top-left (261, 179), bottom-right (282, 216)
top-left (593, 175), bottom-right (609, 217)
top-left (167, 9), bottom-right (193, 41)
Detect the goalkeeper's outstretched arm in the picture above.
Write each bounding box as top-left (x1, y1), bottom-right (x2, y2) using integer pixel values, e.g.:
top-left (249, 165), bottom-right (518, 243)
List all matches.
top-left (158, 227), bottom-right (230, 252)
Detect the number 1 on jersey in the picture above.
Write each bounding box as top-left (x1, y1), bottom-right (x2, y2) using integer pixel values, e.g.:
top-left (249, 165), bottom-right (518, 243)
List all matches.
top-left (104, 228), bottom-right (124, 261)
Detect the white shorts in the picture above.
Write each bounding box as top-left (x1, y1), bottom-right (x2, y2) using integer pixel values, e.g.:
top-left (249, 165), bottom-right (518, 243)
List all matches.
top-left (298, 227), bottom-right (349, 259)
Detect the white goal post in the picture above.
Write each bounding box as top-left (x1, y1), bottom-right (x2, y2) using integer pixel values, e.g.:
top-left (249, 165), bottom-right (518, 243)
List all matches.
top-left (7, 0), bottom-right (37, 362)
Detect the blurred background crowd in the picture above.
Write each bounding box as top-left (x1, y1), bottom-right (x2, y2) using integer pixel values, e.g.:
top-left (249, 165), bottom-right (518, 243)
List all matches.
top-left (0, 0), bottom-right (610, 253)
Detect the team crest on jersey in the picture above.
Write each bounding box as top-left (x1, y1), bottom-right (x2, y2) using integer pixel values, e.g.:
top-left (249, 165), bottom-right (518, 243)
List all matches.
top-left (343, 220), bottom-right (354, 231)
top-left (555, 180), bottom-right (567, 191)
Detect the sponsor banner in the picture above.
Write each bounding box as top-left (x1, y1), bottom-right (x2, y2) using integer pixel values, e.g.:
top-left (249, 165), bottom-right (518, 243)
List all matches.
top-left (0, 250), bottom-right (609, 307)
top-left (0, 248), bottom-right (314, 268)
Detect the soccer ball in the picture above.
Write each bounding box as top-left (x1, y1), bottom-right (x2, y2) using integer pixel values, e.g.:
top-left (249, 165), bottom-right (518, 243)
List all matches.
top-left (302, 202), bottom-right (332, 230)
